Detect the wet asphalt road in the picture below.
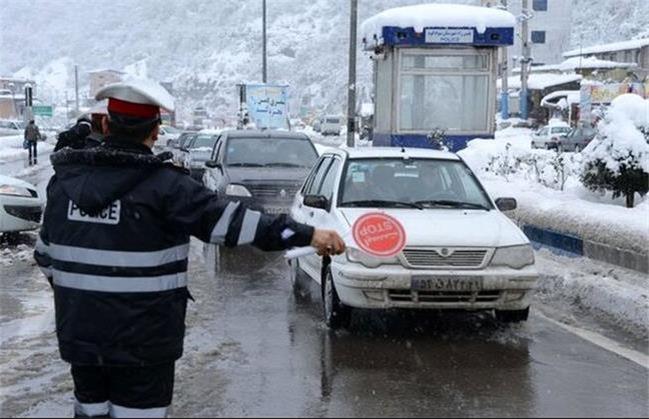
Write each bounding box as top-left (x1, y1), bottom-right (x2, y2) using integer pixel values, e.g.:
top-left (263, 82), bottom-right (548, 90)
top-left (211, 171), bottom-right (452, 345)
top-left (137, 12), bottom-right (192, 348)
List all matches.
top-left (0, 162), bottom-right (647, 418)
top-left (169, 245), bottom-right (648, 418)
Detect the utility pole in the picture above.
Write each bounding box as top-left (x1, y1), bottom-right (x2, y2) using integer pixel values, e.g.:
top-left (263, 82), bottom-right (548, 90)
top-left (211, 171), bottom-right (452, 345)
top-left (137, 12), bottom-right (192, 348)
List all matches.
top-left (346, 0), bottom-right (358, 148)
top-left (74, 64), bottom-right (80, 115)
top-left (500, 0), bottom-right (509, 120)
top-left (520, 0), bottom-right (531, 121)
top-left (262, 0), bottom-right (268, 84)
top-left (24, 84), bottom-right (33, 123)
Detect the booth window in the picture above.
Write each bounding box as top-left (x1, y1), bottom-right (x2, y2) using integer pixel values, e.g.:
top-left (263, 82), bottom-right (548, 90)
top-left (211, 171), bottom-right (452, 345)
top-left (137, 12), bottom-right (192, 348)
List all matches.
top-left (398, 51), bottom-right (491, 133)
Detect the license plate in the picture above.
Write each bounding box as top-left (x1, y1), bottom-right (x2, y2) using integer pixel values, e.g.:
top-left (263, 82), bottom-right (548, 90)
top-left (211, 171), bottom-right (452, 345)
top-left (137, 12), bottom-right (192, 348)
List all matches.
top-left (412, 276), bottom-right (484, 292)
top-left (263, 207), bottom-right (289, 215)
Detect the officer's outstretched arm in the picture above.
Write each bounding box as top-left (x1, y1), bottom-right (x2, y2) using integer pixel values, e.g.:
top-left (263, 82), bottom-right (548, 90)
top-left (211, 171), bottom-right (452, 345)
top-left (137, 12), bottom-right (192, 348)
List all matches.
top-left (165, 175), bottom-right (314, 251)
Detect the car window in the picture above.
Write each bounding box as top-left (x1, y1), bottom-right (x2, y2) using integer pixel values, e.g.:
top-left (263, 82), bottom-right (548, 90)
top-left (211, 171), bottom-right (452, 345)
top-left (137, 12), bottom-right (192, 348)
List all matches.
top-left (551, 127), bottom-right (570, 134)
top-left (538, 128), bottom-right (548, 136)
top-left (302, 157), bottom-right (328, 195)
top-left (340, 158), bottom-right (492, 209)
top-left (305, 157), bottom-right (332, 196)
top-left (225, 137), bottom-right (318, 168)
top-left (191, 135), bottom-right (219, 150)
top-left (317, 158), bottom-right (342, 203)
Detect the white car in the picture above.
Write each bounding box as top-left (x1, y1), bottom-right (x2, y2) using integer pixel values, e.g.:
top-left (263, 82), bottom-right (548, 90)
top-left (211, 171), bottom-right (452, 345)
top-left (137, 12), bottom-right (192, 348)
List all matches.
top-left (0, 120), bottom-right (25, 137)
top-left (290, 147), bottom-right (538, 329)
top-left (531, 124), bottom-right (571, 150)
top-left (0, 175), bottom-right (45, 233)
top-left (320, 116), bottom-right (343, 136)
top-left (155, 125), bottom-right (182, 152)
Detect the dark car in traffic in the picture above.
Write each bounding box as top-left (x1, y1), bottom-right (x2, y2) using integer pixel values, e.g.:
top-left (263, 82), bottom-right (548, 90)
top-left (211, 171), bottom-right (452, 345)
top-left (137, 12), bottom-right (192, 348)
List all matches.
top-left (203, 130), bottom-right (319, 215)
top-left (558, 126), bottom-right (597, 152)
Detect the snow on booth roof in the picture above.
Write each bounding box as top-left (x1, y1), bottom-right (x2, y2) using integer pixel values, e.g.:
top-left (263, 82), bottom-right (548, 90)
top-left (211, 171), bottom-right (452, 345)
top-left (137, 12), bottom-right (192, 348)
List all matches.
top-left (361, 3), bottom-right (516, 49)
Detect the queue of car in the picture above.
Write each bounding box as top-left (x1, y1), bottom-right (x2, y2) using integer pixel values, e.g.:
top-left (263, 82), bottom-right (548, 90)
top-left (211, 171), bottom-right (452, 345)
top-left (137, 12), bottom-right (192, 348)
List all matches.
top-left (0, 124), bottom-right (539, 330)
top-left (531, 121), bottom-right (597, 152)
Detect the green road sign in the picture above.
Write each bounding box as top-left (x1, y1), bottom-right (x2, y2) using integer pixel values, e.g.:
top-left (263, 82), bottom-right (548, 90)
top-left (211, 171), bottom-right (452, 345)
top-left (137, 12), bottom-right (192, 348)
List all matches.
top-left (32, 105), bottom-right (53, 117)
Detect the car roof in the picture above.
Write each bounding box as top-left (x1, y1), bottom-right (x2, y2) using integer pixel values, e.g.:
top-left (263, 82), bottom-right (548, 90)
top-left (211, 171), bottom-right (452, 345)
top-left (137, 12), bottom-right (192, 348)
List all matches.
top-left (220, 129), bottom-right (309, 139)
top-left (323, 147), bottom-right (461, 161)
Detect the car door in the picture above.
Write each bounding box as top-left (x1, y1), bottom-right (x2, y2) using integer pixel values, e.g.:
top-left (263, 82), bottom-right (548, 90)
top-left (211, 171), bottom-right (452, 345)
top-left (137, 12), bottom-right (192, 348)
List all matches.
top-left (307, 156), bottom-right (343, 276)
top-left (293, 156), bottom-right (333, 277)
top-left (209, 136), bottom-right (227, 194)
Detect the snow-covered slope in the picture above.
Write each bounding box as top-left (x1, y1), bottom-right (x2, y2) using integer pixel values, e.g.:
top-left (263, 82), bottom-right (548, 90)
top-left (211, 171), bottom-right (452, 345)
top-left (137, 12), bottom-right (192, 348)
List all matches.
top-left (0, 0), bottom-right (645, 122)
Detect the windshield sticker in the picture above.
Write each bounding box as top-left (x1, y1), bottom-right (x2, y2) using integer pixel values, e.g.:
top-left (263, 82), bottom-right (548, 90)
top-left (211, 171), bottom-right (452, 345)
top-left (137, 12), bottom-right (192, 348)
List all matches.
top-left (352, 172), bottom-right (366, 183)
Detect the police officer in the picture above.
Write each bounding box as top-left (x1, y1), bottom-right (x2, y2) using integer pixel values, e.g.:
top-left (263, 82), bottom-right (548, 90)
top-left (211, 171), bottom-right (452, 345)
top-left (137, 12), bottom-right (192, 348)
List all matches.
top-left (55, 101), bottom-right (109, 151)
top-left (34, 79), bottom-right (345, 418)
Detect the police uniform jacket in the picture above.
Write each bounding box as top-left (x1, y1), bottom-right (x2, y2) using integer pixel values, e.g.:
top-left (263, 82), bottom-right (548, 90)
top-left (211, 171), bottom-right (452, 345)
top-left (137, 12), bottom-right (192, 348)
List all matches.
top-left (34, 138), bottom-right (314, 366)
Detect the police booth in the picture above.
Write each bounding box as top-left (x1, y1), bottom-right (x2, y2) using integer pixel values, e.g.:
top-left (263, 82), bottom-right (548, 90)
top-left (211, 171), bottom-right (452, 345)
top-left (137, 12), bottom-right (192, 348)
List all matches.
top-left (361, 4), bottom-right (516, 152)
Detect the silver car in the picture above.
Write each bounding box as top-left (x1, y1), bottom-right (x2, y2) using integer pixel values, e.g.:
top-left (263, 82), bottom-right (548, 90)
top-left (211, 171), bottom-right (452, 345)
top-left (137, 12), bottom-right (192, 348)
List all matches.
top-left (531, 125), bottom-right (571, 150)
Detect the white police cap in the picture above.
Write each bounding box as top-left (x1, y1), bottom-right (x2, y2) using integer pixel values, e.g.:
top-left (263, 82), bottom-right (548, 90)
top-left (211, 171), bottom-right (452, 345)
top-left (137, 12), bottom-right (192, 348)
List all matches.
top-left (96, 78), bottom-right (175, 114)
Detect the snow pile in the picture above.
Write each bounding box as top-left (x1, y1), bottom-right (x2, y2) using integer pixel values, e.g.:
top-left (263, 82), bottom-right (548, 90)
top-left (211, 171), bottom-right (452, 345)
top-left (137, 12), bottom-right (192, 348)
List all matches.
top-left (361, 3), bottom-right (516, 44)
top-left (559, 56), bottom-right (637, 71)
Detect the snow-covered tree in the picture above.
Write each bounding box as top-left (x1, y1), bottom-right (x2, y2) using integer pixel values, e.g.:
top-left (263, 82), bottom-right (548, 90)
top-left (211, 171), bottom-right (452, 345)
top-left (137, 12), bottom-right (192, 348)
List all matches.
top-left (581, 94), bottom-right (649, 208)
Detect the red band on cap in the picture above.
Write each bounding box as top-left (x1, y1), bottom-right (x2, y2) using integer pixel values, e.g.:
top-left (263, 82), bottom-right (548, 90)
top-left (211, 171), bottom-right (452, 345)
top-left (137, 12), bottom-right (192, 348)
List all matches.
top-left (108, 98), bottom-right (160, 119)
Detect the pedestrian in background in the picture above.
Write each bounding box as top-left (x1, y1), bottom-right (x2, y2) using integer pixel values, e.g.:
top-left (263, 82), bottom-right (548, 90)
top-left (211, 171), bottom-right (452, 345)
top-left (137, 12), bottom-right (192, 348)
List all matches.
top-left (24, 119), bottom-right (41, 166)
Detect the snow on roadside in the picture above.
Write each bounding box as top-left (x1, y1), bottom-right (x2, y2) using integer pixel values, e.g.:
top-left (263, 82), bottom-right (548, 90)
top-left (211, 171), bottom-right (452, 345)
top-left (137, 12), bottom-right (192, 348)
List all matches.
top-left (458, 125), bottom-right (649, 255)
top-left (535, 249), bottom-right (649, 339)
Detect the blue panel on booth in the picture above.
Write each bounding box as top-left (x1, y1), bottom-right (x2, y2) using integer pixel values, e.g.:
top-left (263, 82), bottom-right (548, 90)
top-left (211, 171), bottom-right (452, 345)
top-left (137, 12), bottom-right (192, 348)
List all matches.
top-left (372, 133), bottom-right (491, 153)
top-left (380, 26), bottom-right (515, 47)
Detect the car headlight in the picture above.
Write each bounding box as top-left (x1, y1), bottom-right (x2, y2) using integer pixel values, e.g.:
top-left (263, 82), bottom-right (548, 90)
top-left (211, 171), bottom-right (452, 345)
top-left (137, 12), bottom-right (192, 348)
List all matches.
top-left (346, 248), bottom-right (399, 268)
top-left (0, 185), bottom-right (33, 198)
top-left (226, 184), bottom-right (252, 197)
top-left (490, 245), bottom-right (535, 269)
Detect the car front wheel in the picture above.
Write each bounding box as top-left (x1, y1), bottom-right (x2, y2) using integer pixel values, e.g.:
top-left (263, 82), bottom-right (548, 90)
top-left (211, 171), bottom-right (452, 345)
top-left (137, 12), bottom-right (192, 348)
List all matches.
top-left (323, 267), bottom-right (352, 330)
top-left (495, 307), bottom-right (530, 323)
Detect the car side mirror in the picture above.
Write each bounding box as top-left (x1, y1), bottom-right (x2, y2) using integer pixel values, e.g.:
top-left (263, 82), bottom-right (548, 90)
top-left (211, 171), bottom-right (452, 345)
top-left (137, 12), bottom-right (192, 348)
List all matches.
top-left (304, 195), bottom-right (329, 210)
top-left (495, 197), bottom-right (517, 212)
top-left (205, 160), bottom-right (222, 171)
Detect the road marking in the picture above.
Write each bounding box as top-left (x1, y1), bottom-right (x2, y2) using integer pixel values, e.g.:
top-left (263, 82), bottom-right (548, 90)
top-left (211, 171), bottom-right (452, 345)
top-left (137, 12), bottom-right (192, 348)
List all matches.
top-left (537, 312), bottom-right (649, 369)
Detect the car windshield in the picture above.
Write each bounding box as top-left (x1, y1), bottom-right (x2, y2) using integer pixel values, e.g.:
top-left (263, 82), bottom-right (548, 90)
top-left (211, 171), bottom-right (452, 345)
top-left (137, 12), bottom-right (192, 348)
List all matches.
top-left (326, 118), bottom-right (340, 124)
top-left (163, 126), bottom-right (180, 134)
top-left (551, 127), bottom-right (570, 134)
top-left (190, 135), bottom-right (218, 150)
top-left (340, 158), bottom-right (493, 210)
top-left (226, 137), bottom-right (318, 168)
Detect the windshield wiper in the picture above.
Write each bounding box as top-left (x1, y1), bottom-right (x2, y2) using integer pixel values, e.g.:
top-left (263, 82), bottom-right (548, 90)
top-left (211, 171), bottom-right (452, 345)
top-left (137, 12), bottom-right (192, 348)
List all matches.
top-left (415, 200), bottom-right (491, 211)
top-left (262, 162), bottom-right (304, 168)
top-left (228, 163), bottom-right (265, 167)
top-left (340, 200), bottom-right (424, 210)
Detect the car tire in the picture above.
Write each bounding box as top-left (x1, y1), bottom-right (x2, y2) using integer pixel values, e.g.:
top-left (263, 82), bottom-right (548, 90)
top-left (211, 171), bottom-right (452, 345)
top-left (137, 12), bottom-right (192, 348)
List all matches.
top-left (289, 259), bottom-right (303, 297)
top-left (322, 267), bottom-right (351, 330)
top-left (495, 307), bottom-right (530, 323)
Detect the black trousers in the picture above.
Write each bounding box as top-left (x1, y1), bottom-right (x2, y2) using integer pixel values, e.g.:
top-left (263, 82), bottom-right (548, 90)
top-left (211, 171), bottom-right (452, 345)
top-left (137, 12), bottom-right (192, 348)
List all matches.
top-left (27, 141), bottom-right (37, 165)
top-left (71, 363), bottom-right (175, 418)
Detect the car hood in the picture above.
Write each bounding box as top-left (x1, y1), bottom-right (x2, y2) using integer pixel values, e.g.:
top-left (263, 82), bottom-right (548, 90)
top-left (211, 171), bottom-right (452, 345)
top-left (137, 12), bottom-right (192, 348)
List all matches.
top-left (226, 166), bottom-right (312, 182)
top-left (0, 174), bottom-right (36, 190)
top-left (338, 208), bottom-right (528, 248)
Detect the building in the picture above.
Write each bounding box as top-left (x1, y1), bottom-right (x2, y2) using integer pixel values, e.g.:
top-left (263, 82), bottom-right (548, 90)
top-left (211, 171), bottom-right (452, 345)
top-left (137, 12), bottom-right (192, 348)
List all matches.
top-left (482, 0), bottom-right (572, 69)
top-left (0, 77), bottom-right (36, 97)
top-left (563, 38), bottom-right (649, 80)
top-left (88, 69), bottom-right (125, 98)
top-left (0, 77), bottom-right (36, 119)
